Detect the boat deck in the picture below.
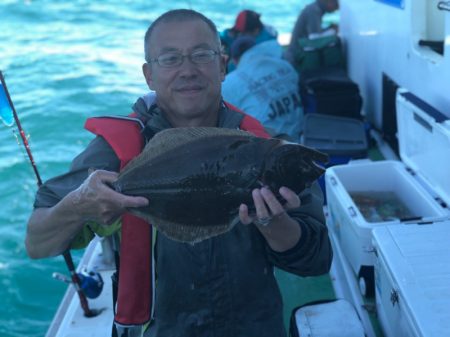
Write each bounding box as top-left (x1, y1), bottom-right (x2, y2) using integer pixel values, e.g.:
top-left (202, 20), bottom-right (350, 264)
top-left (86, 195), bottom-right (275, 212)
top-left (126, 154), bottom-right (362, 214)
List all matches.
top-left (276, 135), bottom-right (387, 336)
top-left (46, 239), bottom-right (116, 337)
top-left (276, 208), bottom-right (385, 337)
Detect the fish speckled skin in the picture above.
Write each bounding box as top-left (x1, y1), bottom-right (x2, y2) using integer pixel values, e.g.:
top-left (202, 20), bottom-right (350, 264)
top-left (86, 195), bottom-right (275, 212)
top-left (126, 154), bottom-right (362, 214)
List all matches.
top-left (112, 127), bottom-right (327, 243)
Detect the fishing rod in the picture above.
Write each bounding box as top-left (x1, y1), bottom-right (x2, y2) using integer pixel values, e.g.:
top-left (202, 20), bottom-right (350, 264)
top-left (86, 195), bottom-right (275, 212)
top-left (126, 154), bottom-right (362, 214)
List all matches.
top-left (0, 72), bottom-right (42, 186)
top-left (0, 70), bottom-right (99, 318)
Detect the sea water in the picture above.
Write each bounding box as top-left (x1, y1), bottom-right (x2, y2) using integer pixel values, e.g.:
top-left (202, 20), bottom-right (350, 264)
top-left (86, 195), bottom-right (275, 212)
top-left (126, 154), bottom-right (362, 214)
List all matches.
top-left (0, 1), bottom-right (335, 336)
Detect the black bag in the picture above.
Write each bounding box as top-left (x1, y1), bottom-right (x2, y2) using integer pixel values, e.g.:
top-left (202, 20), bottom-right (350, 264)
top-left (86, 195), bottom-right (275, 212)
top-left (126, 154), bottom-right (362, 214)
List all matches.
top-left (300, 68), bottom-right (363, 119)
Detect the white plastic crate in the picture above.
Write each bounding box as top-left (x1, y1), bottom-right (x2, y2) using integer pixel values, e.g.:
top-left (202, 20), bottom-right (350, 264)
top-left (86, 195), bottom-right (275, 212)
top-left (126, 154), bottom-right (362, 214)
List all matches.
top-left (325, 89), bottom-right (450, 287)
top-left (372, 222), bottom-right (450, 337)
top-left (291, 299), bottom-right (365, 337)
top-left (326, 160), bottom-right (447, 273)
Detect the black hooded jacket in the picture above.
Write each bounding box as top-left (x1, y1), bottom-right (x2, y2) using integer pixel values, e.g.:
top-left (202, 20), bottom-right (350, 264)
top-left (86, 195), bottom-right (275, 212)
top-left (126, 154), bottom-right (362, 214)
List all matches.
top-left (34, 98), bottom-right (332, 337)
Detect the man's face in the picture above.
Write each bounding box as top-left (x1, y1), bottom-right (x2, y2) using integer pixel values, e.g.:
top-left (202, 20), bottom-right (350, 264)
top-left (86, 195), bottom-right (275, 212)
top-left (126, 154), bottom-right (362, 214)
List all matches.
top-left (143, 19), bottom-right (226, 126)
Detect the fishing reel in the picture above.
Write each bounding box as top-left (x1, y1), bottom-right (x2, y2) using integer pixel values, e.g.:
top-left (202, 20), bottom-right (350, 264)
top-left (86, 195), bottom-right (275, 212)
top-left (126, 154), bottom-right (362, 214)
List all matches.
top-left (76, 268), bottom-right (104, 299)
top-left (53, 267), bottom-right (104, 299)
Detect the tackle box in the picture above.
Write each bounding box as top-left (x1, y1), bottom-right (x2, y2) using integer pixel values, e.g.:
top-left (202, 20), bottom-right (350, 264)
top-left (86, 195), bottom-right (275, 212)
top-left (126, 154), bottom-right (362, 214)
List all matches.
top-left (372, 222), bottom-right (450, 337)
top-left (324, 89), bottom-right (450, 294)
top-left (301, 113), bottom-right (368, 203)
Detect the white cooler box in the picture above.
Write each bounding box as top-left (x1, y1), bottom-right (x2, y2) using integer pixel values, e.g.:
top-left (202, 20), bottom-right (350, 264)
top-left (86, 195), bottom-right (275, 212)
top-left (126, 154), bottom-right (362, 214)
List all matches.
top-left (325, 89), bottom-right (450, 295)
top-left (372, 222), bottom-right (450, 337)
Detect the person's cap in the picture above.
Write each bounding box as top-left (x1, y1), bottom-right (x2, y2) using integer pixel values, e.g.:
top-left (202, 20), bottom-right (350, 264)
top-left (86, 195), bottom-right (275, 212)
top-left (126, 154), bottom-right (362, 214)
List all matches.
top-left (232, 10), bottom-right (262, 33)
top-left (230, 36), bottom-right (256, 60)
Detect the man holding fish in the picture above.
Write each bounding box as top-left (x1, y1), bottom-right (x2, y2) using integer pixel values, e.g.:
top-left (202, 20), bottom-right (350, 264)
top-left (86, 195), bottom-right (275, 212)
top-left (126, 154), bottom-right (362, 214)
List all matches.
top-left (25, 9), bottom-right (332, 337)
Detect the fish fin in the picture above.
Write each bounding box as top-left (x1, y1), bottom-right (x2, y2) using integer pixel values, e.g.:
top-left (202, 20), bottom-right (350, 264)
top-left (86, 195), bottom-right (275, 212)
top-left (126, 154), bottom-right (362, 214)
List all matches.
top-left (130, 208), bottom-right (237, 243)
top-left (299, 144), bottom-right (329, 164)
top-left (120, 127), bottom-right (255, 175)
top-left (281, 140), bottom-right (329, 163)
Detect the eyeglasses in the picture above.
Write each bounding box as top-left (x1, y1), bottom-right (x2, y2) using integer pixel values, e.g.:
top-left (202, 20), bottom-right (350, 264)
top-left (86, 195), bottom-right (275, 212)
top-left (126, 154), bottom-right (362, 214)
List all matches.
top-left (149, 49), bottom-right (220, 68)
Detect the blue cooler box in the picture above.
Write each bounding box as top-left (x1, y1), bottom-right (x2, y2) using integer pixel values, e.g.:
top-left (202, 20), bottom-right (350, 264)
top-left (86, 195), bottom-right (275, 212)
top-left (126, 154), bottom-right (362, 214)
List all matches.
top-left (301, 113), bottom-right (368, 203)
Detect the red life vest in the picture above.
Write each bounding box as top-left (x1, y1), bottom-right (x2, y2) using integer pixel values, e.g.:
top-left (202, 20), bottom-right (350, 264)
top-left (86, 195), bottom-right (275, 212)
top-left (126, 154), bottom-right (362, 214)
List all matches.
top-left (85, 107), bottom-right (270, 329)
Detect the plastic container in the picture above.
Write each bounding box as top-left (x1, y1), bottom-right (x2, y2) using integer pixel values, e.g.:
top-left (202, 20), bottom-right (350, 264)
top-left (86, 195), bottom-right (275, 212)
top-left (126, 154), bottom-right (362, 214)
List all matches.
top-left (372, 222), bottom-right (450, 337)
top-left (301, 113), bottom-right (368, 202)
top-left (290, 299), bottom-right (365, 337)
top-left (325, 89), bottom-right (450, 294)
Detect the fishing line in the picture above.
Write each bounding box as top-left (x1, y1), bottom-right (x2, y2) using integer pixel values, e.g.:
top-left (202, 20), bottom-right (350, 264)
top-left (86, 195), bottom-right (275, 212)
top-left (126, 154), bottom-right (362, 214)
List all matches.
top-left (9, 127), bottom-right (40, 178)
top-left (0, 70), bottom-right (98, 318)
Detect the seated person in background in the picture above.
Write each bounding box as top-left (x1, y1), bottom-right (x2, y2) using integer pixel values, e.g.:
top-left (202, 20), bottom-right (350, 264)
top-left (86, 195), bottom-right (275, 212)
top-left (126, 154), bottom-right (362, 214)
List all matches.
top-left (284, 0), bottom-right (339, 64)
top-left (222, 36), bottom-right (304, 142)
top-left (220, 10), bottom-right (278, 72)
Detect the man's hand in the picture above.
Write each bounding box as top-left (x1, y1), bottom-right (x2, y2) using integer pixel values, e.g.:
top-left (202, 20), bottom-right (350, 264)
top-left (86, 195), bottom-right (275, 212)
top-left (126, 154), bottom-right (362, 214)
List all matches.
top-left (238, 186), bottom-right (302, 252)
top-left (25, 170), bottom-right (149, 259)
top-left (72, 170), bottom-right (149, 226)
top-left (239, 186), bottom-right (300, 226)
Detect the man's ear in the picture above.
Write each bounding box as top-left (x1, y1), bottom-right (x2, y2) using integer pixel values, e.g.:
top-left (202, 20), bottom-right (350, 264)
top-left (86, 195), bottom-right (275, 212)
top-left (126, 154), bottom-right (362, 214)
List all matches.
top-left (143, 63), bottom-right (155, 90)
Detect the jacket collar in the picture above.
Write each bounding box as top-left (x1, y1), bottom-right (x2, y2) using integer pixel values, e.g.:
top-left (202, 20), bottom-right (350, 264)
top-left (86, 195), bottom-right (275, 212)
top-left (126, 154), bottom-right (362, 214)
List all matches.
top-left (139, 100), bottom-right (244, 141)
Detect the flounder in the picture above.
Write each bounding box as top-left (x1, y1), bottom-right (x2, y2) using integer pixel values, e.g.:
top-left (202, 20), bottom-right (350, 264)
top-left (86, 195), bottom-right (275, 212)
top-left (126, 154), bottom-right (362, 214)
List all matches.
top-left (112, 127), bottom-right (328, 243)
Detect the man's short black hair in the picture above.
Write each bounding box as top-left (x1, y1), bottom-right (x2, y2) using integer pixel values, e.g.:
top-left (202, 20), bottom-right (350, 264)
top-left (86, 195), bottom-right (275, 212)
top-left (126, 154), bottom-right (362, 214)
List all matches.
top-left (144, 9), bottom-right (220, 62)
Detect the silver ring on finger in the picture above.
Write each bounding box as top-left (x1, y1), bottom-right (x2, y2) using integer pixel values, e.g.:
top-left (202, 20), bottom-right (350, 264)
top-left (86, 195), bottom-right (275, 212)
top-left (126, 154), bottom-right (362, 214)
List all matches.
top-left (254, 216), bottom-right (272, 227)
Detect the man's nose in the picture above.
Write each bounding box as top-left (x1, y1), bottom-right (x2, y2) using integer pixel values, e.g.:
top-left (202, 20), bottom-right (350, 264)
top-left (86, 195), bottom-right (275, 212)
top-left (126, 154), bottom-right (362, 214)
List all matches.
top-left (177, 56), bottom-right (199, 75)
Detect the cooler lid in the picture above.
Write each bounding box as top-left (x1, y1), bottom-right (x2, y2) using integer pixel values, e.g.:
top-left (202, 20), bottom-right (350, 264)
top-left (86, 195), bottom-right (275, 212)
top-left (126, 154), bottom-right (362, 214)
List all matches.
top-left (396, 89), bottom-right (450, 206)
top-left (373, 222), bottom-right (450, 336)
top-left (302, 113), bottom-right (368, 157)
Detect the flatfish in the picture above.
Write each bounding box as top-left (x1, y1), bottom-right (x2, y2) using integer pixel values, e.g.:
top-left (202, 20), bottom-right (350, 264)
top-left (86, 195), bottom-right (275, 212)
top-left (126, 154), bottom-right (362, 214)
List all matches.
top-left (112, 127), bottom-right (328, 243)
